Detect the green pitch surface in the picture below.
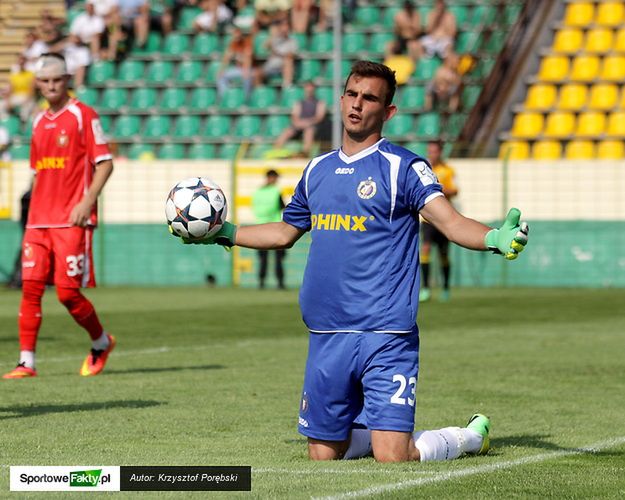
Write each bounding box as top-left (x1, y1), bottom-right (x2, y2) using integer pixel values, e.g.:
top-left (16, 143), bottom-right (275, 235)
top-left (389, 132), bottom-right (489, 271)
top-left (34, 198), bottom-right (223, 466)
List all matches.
top-left (1, 287), bottom-right (624, 498)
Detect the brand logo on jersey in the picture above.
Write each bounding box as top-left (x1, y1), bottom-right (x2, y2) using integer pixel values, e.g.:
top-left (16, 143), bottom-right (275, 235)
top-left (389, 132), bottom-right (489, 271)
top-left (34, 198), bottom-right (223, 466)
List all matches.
top-left (335, 167), bottom-right (354, 175)
top-left (35, 157), bottom-right (66, 170)
top-left (357, 177), bottom-right (377, 199)
top-left (44, 123), bottom-right (57, 130)
top-left (413, 161), bottom-right (438, 186)
top-left (311, 214), bottom-right (374, 232)
top-left (57, 130), bottom-right (69, 147)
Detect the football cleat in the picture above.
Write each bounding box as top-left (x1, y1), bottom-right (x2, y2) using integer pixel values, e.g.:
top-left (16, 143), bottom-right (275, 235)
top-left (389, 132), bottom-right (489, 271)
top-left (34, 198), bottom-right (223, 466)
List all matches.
top-left (80, 334), bottom-right (116, 376)
top-left (3, 362), bottom-right (37, 379)
top-left (419, 288), bottom-right (432, 302)
top-left (466, 413), bottom-right (491, 455)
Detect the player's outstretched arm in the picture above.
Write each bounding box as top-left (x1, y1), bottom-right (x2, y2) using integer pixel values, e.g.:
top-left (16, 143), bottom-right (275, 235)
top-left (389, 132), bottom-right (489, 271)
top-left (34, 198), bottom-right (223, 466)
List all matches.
top-left (182, 221), bottom-right (305, 250)
top-left (420, 196), bottom-right (529, 259)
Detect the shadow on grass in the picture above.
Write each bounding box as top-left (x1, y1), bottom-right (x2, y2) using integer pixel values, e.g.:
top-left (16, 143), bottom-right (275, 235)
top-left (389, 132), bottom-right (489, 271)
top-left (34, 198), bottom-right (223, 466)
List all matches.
top-left (0, 336), bottom-right (56, 343)
top-left (492, 434), bottom-right (579, 453)
top-left (0, 400), bottom-right (164, 420)
top-left (106, 364), bottom-right (225, 375)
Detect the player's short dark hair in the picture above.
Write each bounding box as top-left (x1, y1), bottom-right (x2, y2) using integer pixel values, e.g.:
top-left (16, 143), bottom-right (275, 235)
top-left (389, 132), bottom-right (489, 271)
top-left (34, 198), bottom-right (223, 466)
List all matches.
top-left (344, 60), bottom-right (397, 106)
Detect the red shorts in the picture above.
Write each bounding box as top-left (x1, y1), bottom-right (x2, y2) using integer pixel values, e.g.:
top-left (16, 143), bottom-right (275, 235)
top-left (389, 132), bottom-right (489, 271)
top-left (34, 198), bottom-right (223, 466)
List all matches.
top-left (22, 226), bottom-right (96, 288)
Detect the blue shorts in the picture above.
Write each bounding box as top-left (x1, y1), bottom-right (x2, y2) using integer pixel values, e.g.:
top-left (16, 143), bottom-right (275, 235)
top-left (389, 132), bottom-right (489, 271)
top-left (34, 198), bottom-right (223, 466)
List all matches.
top-left (298, 329), bottom-right (419, 441)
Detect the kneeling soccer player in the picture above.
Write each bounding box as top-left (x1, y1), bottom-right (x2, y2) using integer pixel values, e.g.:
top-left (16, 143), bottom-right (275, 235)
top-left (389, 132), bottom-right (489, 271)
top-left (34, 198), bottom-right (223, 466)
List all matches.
top-left (182, 60), bottom-right (529, 461)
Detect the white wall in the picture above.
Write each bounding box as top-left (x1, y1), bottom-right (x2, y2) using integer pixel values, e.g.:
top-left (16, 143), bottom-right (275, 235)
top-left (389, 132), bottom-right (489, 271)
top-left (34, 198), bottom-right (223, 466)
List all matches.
top-left (4, 159), bottom-right (624, 224)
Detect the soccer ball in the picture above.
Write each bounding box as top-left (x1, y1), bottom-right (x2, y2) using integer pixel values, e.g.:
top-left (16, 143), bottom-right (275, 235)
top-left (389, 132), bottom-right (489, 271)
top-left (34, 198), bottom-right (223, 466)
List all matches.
top-left (165, 177), bottom-right (227, 239)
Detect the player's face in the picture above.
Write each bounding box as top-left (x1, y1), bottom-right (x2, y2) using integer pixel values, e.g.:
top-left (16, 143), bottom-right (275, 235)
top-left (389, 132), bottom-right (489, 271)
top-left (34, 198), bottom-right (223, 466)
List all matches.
top-left (341, 75), bottom-right (396, 141)
top-left (37, 75), bottom-right (70, 107)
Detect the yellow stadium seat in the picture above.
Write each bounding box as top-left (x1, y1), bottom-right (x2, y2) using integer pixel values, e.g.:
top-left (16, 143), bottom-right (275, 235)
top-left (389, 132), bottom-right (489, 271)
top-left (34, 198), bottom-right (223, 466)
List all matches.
top-left (510, 112), bottom-right (544, 138)
top-left (532, 140), bottom-right (563, 160)
top-left (499, 141), bottom-right (530, 160)
top-left (558, 84), bottom-right (588, 111)
top-left (563, 2), bottom-right (594, 26)
top-left (597, 140), bottom-right (625, 159)
top-left (615, 28), bottom-right (625, 51)
top-left (584, 28), bottom-right (614, 53)
top-left (543, 111), bottom-right (576, 138)
top-left (537, 56), bottom-right (569, 82)
top-left (600, 55), bottom-right (625, 82)
top-left (525, 84), bottom-right (557, 110)
top-left (553, 28), bottom-right (584, 53)
top-left (576, 111), bottom-right (606, 136)
top-left (606, 111), bottom-right (625, 136)
top-left (595, 2), bottom-right (625, 26)
top-left (570, 55), bottom-right (600, 82)
top-left (588, 83), bottom-right (619, 110)
top-left (565, 140), bottom-right (595, 159)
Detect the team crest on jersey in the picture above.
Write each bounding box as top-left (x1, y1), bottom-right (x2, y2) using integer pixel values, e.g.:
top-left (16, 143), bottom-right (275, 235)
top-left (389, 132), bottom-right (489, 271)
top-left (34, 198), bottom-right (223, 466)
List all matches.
top-left (57, 130), bottom-right (69, 147)
top-left (357, 177), bottom-right (377, 199)
top-left (23, 243), bottom-right (33, 259)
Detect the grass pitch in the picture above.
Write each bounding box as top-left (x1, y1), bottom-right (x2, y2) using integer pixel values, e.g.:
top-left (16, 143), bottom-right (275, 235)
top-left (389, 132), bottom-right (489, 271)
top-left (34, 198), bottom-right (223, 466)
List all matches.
top-left (0, 286), bottom-right (624, 499)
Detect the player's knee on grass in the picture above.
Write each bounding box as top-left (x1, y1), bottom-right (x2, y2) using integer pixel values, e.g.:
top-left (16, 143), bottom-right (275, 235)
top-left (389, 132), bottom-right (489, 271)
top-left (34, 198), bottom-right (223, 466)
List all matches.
top-left (371, 430), bottom-right (419, 463)
top-left (308, 438), bottom-right (349, 461)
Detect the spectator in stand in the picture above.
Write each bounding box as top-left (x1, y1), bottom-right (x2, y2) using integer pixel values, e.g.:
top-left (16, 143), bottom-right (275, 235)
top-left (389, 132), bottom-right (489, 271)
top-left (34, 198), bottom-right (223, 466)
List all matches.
top-left (230, 0), bottom-right (256, 32)
top-left (89, 0), bottom-right (124, 61)
top-left (216, 25), bottom-right (254, 101)
top-left (415, 0), bottom-right (456, 59)
top-left (424, 52), bottom-right (461, 112)
top-left (273, 80), bottom-right (326, 157)
top-left (193, 0), bottom-right (233, 33)
top-left (389, 1), bottom-right (422, 62)
top-left (65, 0), bottom-right (106, 88)
top-left (255, 18), bottom-right (297, 88)
top-left (38, 9), bottom-right (66, 51)
top-left (118, 0), bottom-right (150, 49)
top-left (149, 1), bottom-right (175, 37)
top-left (290, 0), bottom-right (316, 34)
top-left (254, 0), bottom-right (291, 31)
top-left (0, 55), bottom-right (36, 121)
top-left (22, 30), bottom-right (49, 73)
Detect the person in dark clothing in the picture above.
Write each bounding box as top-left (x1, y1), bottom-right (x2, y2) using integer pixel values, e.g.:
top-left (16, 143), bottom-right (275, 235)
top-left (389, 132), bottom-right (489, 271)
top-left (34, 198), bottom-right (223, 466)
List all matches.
top-left (273, 81), bottom-right (327, 157)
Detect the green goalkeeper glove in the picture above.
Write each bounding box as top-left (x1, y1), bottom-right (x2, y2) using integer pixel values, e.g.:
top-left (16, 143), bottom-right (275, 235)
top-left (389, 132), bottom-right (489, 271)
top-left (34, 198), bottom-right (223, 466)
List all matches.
top-left (180, 222), bottom-right (237, 247)
top-left (484, 208), bottom-right (529, 260)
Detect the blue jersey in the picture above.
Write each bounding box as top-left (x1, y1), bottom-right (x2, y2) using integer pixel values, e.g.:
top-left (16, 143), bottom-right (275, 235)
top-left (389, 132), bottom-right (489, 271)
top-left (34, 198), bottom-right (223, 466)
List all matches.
top-left (283, 138), bottom-right (443, 334)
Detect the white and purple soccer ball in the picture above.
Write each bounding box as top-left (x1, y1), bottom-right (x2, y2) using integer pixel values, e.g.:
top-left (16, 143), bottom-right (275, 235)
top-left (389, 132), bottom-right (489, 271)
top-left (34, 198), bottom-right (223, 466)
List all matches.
top-left (165, 177), bottom-right (227, 239)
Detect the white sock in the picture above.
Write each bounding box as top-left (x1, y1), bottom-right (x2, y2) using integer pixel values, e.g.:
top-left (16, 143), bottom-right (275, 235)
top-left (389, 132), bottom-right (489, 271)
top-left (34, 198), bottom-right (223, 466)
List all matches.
top-left (343, 428), bottom-right (373, 460)
top-left (19, 350), bottom-right (35, 369)
top-left (91, 332), bottom-right (110, 351)
top-left (413, 427), bottom-right (483, 461)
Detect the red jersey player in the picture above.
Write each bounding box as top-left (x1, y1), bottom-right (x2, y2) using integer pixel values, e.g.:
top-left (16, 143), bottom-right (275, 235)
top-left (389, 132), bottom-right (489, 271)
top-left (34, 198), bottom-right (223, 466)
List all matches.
top-left (3, 53), bottom-right (115, 379)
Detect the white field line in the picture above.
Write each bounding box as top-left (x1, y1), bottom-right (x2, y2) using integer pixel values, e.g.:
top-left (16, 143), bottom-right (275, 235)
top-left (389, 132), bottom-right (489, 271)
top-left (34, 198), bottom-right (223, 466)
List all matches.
top-left (254, 468), bottom-right (432, 476)
top-left (314, 436), bottom-right (625, 500)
